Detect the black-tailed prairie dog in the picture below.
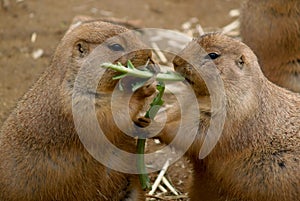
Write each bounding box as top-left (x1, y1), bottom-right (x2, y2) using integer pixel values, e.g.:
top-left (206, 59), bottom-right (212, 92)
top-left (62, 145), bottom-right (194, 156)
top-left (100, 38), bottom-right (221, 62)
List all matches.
top-left (158, 33), bottom-right (300, 201)
top-left (240, 0), bottom-right (300, 92)
top-left (0, 16), bottom-right (156, 201)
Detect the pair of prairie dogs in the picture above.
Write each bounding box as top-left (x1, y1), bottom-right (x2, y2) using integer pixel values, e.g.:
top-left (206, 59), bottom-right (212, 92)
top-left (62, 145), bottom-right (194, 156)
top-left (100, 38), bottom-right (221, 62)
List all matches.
top-left (0, 1), bottom-right (299, 201)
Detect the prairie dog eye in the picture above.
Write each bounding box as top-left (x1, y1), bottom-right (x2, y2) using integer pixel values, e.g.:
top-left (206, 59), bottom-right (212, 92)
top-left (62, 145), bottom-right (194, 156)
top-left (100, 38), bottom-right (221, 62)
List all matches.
top-left (205, 52), bottom-right (220, 60)
top-left (108, 43), bottom-right (125, 51)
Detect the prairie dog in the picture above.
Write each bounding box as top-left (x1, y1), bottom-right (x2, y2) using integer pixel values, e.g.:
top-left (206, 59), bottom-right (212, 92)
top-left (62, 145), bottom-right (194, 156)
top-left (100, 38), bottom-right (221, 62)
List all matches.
top-left (0, 16), bottom-right (156, 201)
top-left (240, 0), bottom-right (300, 92)
top-left (159, 33), bottom-right (300, 201)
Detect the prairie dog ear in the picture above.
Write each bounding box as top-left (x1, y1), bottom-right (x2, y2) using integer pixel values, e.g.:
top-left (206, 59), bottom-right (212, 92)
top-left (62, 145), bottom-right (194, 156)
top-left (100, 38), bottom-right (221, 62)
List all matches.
top-left (66, 15), bottom-right (95, 34)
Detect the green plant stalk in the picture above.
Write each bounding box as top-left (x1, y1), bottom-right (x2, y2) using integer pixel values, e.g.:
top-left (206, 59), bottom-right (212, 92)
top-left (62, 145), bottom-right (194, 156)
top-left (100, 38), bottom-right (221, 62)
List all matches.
top-left (101, 62), bottom-right (184, 82)
top-left (137, 82), bottom-right (165, 190)
top-left (136, 138), bottom-right (150, 190)
top-left (101, 61), bottom-right (173, 190)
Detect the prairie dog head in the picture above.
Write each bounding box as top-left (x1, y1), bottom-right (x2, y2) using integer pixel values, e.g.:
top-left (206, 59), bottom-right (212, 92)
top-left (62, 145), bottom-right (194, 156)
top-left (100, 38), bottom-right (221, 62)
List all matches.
top-left (54, 17), bottom-right (156, 133)
top-left (173, 33), bottom-right (265, 121)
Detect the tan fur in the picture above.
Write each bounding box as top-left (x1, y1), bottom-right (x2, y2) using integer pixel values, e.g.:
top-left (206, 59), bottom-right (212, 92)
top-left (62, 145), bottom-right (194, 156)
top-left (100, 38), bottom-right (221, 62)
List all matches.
top-left (0, 16), bottom-right (156, 201)
top-left (159, 33), bottom-right (300, 201)
top-left (240, 0), bottom-right (300, 92)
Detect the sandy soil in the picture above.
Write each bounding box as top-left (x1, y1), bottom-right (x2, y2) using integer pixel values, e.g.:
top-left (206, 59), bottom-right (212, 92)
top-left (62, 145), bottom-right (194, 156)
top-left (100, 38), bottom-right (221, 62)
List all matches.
top-left (0, 0), bottom-right (243, 200)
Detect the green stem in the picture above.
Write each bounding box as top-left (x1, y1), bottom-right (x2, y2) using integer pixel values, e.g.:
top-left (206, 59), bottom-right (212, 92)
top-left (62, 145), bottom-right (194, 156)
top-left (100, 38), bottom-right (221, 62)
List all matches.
top-left (156, 73), bottom-right (184, 82)
top-left (101, 63), bottom-right (184, 82)
top-left (136, 82), bottom-right (165, 191)
top-left (137, 138), bottom-right (151, 190)
top-left (101, 61), bottom-right (172, 191)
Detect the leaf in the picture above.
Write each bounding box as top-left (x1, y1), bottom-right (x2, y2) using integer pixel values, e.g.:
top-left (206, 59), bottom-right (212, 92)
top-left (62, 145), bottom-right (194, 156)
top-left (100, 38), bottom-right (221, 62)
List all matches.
top-left (113, 73), bottom-right (128, 80)
top-left (127, 60), bottom-right (135, 69)
top-left (131, 80), bottom-right (147, 92)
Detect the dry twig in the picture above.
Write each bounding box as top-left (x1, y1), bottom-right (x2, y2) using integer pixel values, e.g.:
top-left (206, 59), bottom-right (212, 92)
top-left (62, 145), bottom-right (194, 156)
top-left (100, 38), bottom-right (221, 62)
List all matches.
top-left (146, 194), bottom-right (188, 200)
top-left (148, 159), bottom-right (170, 195)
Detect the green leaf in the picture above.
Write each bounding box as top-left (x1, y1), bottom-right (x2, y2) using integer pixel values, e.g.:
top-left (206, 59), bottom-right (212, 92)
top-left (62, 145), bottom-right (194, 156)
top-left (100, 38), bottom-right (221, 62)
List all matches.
top-left (131, 80), bottom-right (147, 92)
top-left (127, 60), bottom-right (135, 69)
top-left (113, 73), bottom-right (127, 80)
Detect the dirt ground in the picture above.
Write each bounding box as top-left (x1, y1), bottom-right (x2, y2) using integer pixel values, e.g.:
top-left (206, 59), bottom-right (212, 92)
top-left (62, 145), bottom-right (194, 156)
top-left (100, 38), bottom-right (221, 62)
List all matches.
top-left (0, 0), bottom-right (243, 200)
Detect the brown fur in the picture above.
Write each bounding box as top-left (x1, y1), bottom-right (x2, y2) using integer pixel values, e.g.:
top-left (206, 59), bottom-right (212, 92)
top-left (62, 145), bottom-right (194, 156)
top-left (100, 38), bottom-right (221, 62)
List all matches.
top-left (159, 33), bottom-right (300, 201)
top-left (240, 0), bottom-right (300, 92)
top-left (0, 17), bottom-right (156, 201)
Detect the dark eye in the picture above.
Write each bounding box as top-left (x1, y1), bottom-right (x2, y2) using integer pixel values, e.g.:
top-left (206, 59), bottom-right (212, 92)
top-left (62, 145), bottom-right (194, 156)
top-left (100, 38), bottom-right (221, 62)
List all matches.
top-left (108, 43), bottom-right (125, 51)
top-left (205, 52), bottom-right (220, 60)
